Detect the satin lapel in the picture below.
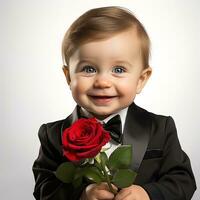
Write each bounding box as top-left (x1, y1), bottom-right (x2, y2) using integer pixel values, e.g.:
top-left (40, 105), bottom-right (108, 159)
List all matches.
top-left (60, 105), bottom-right (81, 137)
top-left (123, 103), bottom-right (151, 172)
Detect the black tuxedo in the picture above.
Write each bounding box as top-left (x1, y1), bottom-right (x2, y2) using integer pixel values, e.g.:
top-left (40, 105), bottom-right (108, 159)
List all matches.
top-left (32, 103), bottom-right (196, 200)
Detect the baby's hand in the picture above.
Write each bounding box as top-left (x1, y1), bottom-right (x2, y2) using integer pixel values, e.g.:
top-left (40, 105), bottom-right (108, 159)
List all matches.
top-left (114, 185), bottom-right (150, 200)
top-left (81, 182), bottom-right (117, 200)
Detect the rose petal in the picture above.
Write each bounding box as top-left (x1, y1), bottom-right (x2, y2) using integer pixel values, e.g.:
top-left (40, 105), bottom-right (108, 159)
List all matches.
top-left (62, 117), bottom-right (111, 161)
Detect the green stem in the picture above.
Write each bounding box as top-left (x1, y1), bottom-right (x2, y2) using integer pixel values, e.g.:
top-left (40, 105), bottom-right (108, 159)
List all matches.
top-left (101, 164), bottom-right (117, 195)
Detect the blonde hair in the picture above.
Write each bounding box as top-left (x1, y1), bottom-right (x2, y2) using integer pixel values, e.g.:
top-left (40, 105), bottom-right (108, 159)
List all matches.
top-left (62, 6), bottom-right (150, 68)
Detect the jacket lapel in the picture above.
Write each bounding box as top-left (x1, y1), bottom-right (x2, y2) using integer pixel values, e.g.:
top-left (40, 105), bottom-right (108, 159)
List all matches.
top-left (60, 105), bottom-right (81, 136)
top-left (123, 102), bottom-right (151, 172)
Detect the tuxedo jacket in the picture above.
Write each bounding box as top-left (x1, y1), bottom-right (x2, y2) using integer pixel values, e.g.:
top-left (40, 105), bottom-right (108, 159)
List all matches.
top-left (32, 102), bottom-right (196, 200)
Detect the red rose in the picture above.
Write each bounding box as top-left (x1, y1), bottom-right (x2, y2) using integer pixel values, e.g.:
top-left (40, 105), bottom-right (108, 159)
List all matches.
top-left (62, 118), bottom-right (111, 161)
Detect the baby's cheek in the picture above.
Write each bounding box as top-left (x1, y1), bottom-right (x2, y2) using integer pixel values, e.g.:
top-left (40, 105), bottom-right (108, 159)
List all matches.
top-left (119, 85), bottom-right (137, 98)
top-left (70, 80), bottom-right (83, 93)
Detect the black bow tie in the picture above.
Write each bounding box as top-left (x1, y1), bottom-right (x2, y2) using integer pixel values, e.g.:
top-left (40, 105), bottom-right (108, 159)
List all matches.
top-left (103, 115), bottom-right (122, 144)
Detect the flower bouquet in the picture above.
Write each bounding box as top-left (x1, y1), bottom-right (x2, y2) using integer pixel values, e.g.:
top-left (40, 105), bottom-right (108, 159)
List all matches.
top-left (55, 118), bottom-right (137, 194)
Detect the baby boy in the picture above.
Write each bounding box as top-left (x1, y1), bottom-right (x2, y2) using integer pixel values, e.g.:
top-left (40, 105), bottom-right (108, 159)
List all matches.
top-left (33, 6), bottom-right (196, 200)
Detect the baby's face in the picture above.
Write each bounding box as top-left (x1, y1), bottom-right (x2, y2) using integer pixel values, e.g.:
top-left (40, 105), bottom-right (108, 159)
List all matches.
top-left (64, 28), bottom-right (151, 119)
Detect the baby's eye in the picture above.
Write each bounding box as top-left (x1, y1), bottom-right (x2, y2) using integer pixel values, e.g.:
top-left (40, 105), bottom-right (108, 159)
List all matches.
top-left (81, 65), bottom-right (96, 73)
top-left (112, 66), bottom-right (126, 74)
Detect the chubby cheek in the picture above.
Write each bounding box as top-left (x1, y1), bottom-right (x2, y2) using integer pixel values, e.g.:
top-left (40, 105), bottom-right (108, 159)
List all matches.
top-left (117, 82), bottom-right (138, 104)
top-left (118, 79), bottom-right (138, 96)
top-left (122, 89), bottom-right (137, 103)
top-left (69, 78), bottom-right (89, 101)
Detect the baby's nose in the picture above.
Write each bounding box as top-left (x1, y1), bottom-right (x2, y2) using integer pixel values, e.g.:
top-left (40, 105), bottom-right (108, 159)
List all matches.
top-left (93, 74), bottom-right (112, 88)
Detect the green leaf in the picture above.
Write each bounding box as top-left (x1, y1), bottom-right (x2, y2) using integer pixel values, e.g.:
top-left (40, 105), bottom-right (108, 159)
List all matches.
top-left (72, 175), bottom-right (83, 188)
top-left (72, 167), bottom-right (85, 188)
top-left (108, 145), bottom-right (132, 170)
top-left (55, 162), bottom-right (76, 183)
top-left (112, 169), bottom-right (137, 188)
top-left (83, 166), bottom-right (104, 183)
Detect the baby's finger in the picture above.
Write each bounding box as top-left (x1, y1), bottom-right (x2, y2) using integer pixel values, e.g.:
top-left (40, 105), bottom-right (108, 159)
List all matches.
top-left (95, 189), bottom-right (115, 199)
top-left (114, 190), bottom-right (131, 200)
top-left (85, 183), bottom-right (115, 199)
top-left (98, 182), bottom-right (118, 194)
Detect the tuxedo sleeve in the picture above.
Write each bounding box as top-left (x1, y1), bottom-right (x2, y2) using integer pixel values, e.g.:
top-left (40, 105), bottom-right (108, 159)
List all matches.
top-left (142, 116), bottom-right (196, 200)
top-left (32, 124), bottom-right (86, 200)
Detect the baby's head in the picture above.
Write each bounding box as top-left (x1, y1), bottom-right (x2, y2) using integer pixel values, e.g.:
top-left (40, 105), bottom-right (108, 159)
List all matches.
top-left (62, 6), bottom-right (152, 119)
top-left (62, 6), bottom-right (150, 68)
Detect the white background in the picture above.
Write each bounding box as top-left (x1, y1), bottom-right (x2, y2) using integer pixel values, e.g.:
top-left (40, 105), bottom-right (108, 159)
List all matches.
top-left (0, 0), bottom-right (199, 199)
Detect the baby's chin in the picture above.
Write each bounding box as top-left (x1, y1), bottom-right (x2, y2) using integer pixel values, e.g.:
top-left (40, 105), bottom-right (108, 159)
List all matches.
top-left (90, 112), bottom-right (111, 120)
top-left (88, 109), bottom-right (119, 120)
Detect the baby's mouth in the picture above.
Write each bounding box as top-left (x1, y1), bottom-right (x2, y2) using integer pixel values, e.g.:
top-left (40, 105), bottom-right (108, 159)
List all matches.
top-left (89, 95), bottom-right (117, 99)
top-left (91, 96), bottom-right (113, 98)
top-left (88, 95), bottom-right (117, 104)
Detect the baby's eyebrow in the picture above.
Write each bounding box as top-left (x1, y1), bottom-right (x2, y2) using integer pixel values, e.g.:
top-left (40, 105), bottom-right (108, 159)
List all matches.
top-left (113, 60), bottom-right (132, 67)
top-left (77, 59), bottom-right (95, 66)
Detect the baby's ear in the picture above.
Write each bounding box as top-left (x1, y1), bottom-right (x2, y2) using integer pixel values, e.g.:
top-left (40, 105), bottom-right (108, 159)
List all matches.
top-left (136, 66), bottom-right (152, 94)
top-left (62, 65), bottom-right (71, 85)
